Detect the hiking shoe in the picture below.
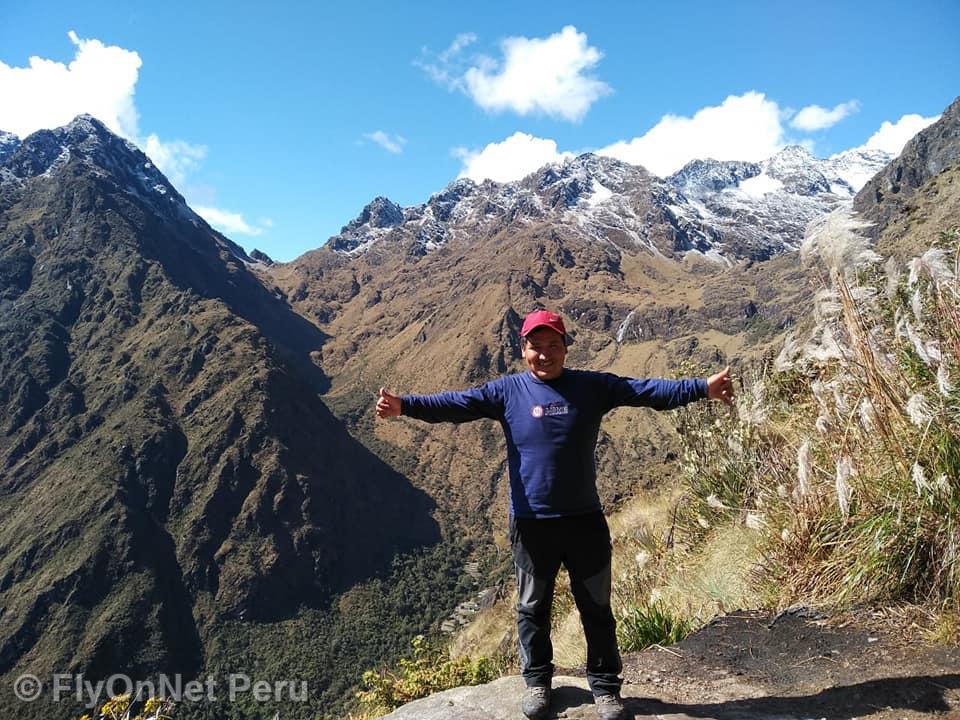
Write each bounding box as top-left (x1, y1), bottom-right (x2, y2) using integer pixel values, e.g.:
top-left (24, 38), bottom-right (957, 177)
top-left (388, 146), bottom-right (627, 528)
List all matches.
top-left (594, 692), bottom-right (626, 720)
top-left (521, 685), bottom-right (551, 719)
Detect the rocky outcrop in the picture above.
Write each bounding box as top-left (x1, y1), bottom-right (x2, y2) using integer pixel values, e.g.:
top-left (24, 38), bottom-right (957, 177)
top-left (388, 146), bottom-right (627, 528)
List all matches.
top-left (250, 247), bottom-right (275, 264)
top-left (379, 608), bottom-right (960, 720)
top-left (854, 96), bottom-right (960, 235)
top-left (378, 676), bottom-right (599, 720)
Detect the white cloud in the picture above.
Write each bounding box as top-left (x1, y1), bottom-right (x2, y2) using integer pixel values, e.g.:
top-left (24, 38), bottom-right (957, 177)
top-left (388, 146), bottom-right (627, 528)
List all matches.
top-left (364, 130), bottom-right (406, 154)
top-left (455, 132), bottom-right (573, 183)
top-left (0, 30), bottom-right (142, 139)
top-left (862, 113), bottom-right (940, 155)
top-left (421, 26), bottom-right (611, 122)
top-left (415, 33), bottom-right (477, 88)
top-left (790, 100), bottom-right (860, 131)
top-left (193, 205), bottom-right (264, 237)
top-left (452, 93), bottom-right (940, 194)
top-left (454, 91), bottom-right (839, 182)
top-left (0, 32), bottom-right (261, 239)
top-left (144, 134), bottom-right (208, 186)
top-left (443, 33), bottom-right (478, 61)
top-left (598, 92), bottom-right (786, 176)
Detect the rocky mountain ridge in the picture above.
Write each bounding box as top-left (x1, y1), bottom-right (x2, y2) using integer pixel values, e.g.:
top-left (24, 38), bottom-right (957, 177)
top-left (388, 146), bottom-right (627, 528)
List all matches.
top-left (855, 96), bottom-right (960, 240)
top-left (0, 115), bottom-right (251, 263)
top-left (326, 144), bottom-right (891, 264)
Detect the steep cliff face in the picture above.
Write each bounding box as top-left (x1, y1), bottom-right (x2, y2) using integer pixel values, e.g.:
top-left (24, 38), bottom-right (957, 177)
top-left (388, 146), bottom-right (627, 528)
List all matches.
top-left (0, 117), bottom-right (439, 707)
top-left (854, 96), bottom-right (960, 237)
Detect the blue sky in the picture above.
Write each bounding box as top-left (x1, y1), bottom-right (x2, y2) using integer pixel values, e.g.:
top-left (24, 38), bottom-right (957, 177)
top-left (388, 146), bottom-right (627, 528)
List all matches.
top-left (2, 0), bottom-right (958, 261)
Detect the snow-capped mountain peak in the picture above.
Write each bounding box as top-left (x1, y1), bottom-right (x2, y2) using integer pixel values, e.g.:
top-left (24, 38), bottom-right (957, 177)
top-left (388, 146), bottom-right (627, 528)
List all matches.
top-left (340, 196), bottom-right (404, 234)
top-left (2, 115), bottom-right (181, 204)
top-left (324, 145), bottom-right (892, 263)
top-left (667, 159), bottom-right (762, 197)
top-left (761, 145), bottom-right (832, 195)
top-left (0, 115), bottom-right (252, 263)
top-left (826, 147), bottom-right (894, 193)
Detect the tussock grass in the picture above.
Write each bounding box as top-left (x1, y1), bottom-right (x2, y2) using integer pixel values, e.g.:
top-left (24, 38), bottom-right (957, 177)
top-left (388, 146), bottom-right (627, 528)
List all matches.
top-left (551, 489), bottom-right (761, 667)
top-left (617, 600), bottom-right (696, 652)
top-left (677, 218), bottom-right (960, 617)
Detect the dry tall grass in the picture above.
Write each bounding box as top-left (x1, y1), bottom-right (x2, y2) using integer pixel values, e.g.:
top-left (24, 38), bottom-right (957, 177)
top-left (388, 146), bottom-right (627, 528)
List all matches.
top-left (677, 211), bottom-right (960, 618)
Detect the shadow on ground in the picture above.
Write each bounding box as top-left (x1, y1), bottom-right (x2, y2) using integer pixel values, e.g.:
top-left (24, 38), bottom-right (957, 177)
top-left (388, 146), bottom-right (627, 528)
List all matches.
top-left (614, 672), bottom-right (960, 718)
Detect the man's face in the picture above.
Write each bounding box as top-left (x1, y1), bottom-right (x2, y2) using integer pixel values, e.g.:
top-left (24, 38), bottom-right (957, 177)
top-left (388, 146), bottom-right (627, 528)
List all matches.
top-left (523, 327), bottom-right (567, 381)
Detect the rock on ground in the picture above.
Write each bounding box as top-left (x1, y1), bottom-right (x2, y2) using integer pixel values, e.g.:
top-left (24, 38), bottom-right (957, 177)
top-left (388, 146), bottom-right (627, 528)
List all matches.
top-left (378, 609), bottom-right (960, 719)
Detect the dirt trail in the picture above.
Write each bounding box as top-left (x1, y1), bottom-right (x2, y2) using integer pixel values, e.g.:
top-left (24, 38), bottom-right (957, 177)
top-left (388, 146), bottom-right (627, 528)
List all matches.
top-left (380, 608), bottom-right (960, 719)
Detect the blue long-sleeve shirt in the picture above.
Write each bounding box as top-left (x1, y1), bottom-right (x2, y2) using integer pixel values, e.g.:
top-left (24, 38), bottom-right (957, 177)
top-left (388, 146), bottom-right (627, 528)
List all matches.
top-left (401, 369), bottom-right (707, 518)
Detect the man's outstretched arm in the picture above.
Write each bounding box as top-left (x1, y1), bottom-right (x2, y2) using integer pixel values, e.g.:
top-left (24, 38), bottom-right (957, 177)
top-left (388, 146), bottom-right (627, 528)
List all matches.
top-left (607, 365), bottom-right (736, 410)
top-left (375, 383), bottom-right (503, 423)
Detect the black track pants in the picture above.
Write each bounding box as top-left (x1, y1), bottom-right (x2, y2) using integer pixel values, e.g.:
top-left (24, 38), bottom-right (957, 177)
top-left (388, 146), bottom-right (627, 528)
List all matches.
top-left (509, 512), bottom-right (622, 696)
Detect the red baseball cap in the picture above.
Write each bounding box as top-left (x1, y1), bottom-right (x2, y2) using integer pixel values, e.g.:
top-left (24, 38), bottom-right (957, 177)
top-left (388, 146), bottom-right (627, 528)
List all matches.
top-left (521, 309), bottom-right (566, 338)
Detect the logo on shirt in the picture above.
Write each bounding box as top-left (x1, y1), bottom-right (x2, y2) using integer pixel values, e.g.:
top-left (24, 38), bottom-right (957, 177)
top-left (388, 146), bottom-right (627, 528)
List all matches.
top-left (531, 402), bottom-right (568, 418)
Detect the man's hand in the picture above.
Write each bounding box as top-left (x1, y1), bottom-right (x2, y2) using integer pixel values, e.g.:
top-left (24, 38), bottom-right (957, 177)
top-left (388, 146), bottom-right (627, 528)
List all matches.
top-left (376, 387), bottom-right (402, 418)
top-left (707, 366), bottom-right (735, 406)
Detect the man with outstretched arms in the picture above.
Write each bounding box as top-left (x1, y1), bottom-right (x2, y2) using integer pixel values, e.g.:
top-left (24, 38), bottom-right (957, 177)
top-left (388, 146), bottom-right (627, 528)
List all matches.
top-left (376, 309), bottom-right (734, 720)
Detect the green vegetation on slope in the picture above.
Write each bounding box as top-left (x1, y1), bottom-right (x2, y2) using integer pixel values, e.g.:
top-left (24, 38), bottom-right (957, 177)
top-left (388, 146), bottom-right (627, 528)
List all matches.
top-left (355, 635), bottom-right (504, 716)
top-left (183, 539), bottom-right (478, 720)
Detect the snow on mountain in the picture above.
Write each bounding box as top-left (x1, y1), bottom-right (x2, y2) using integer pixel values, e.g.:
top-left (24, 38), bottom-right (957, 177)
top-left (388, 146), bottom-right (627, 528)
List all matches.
top-left (668, 159), bottom-right (761, 196)
top-left (324, 146), bottom-right (892, 263)
top-left (0, 131), bottom-right (20, 164)
top-left (0, 115), bottom-right (252, 263)
top-left (739, 173), bottom-right (784, 198)
top-left (763, 146), bottom-right (832, 194)
top-left (1, 116), bottom-right (183, 210)
top-left (826, 147), bottom-right (894, 193)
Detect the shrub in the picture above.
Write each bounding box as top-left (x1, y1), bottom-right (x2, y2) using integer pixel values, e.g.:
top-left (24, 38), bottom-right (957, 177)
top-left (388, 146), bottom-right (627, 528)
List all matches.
top-left (356, 635), bottom-right (504, 713)
top-left (79, 693), bottom-right (174, 720)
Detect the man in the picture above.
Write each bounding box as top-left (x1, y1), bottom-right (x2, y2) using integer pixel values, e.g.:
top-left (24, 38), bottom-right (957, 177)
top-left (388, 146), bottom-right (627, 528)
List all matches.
top-left (376, 309), bottom-right (734, 720)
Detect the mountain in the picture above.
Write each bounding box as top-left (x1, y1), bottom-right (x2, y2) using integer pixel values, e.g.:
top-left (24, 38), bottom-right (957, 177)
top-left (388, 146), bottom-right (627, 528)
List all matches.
top-left (265, 156), bottom-right (846, 550)
top-left (0, 116), bottom-right (442, 718)
top-left (663, 145), bottom-right (892, 261)
top-left (2, 96), bottom-right (956, 719)
top-left (269, 141), bottom-right (893, 414)
top-left (322, 145), bottom-right (890, 267)
top-left (854, 96), bottom-right (960, 251)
